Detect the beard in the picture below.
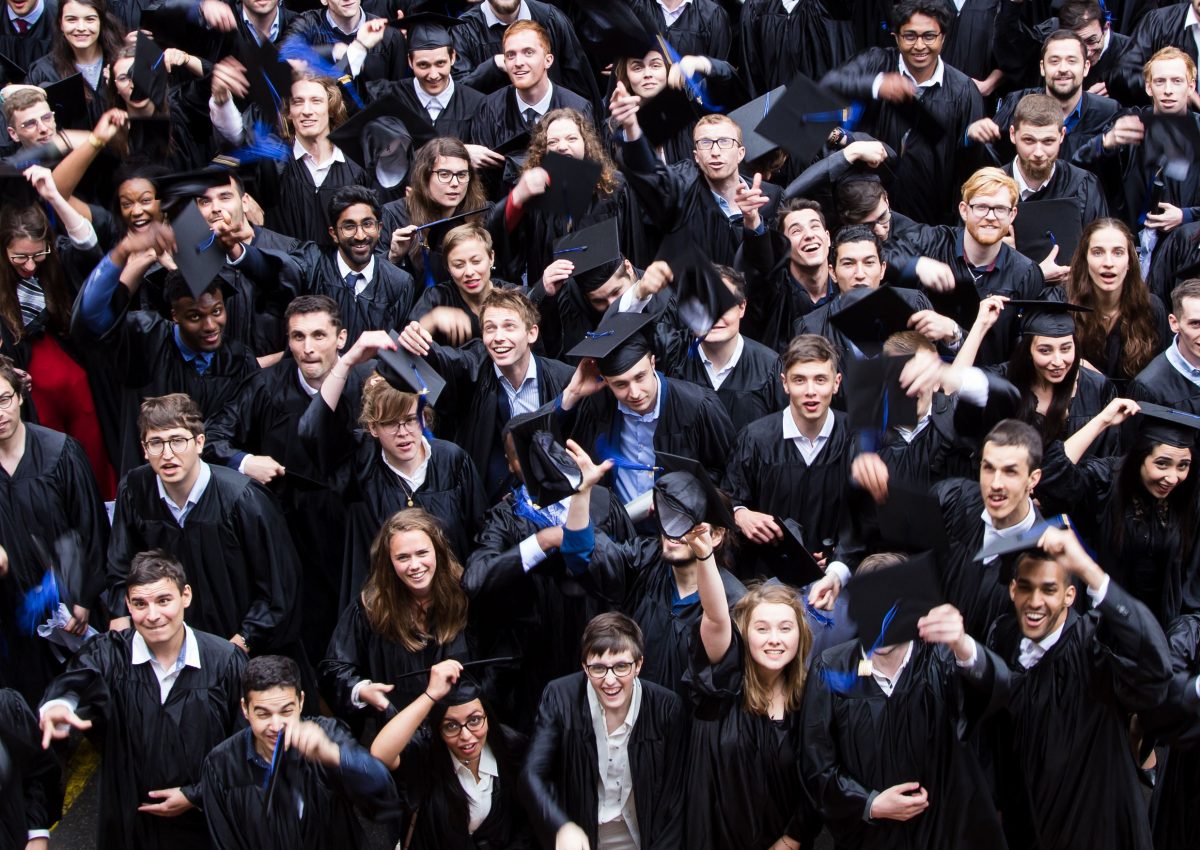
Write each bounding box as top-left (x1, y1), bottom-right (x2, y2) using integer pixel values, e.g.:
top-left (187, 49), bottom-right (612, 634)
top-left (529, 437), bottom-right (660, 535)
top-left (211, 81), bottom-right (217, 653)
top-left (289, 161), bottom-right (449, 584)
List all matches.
top-left (966, 219), bottom-right (1007, 247)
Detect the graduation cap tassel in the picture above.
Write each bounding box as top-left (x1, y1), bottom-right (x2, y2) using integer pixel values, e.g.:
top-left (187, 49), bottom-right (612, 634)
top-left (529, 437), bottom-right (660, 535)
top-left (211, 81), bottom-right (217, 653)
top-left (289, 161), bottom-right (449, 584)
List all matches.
top-left (820, 602), bottom-right (899, 694)
top-left (805, 600), bottom-right (836, 629)
top-left (687, 333), bottom-right (705, 360)
top-left (409, 364), bottom-right (435, 442)
top-left (657, 35), bottom-right (721, 112)
top-left (512, 486), bottom-right (557, 529)
top-left (421, 242), bottom-right (436, 289)
top-left (841, 102), bottom-right (865, 133)
top-left (595, 434), bottom-right (661, 473)
top-left (223, 121), bottom-right (291, 164)
top-left (277, 37), bottom-right (364, 109)
top-left (17, 570), bottom-right (60, 637)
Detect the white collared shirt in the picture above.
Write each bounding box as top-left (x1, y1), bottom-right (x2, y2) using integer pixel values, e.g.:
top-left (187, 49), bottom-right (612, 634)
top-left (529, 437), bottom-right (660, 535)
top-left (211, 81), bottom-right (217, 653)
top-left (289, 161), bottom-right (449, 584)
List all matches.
top-left (872, 54), bottom-right (946, 98)
top-left (132, 624), bottom-right (202, 703)
top-left (451, 743), bottom-right (499, 834)
top-left (1166, 335), bottom-right (1200, 388)
top-left (381, 438), bottom-right (431, 493)
top-left (780, 0), bottom-right (800, 13)
top-left (414, 76), bottom-right (456, 122)
top-left (701, 334), bottom-right (744, 390)
top-left (157, 461), bottom-right (212, 527)
top-left (657, 0), bottom-right (694, 27)
top-left (326, 7), bottom-right (362, 35)
top-left (335, 251), bottom-right (375, 298)
top-left (242, 3), bottom-right (280, 44)
top-left (587, 678), bottom-right (643, 847)
top-left (866, 641), bottom-right (913, 697)
top-left (293, 139), bottom-right (347, 188)
top-left (482, 0), bottom-right (531, 28)
top-left (516, 80), bottom-right (555, 116)
top-left (979, 498), bottom-right (1037, 565)
top-left (782, 406), bottom-right (834, 465)
top-left (1013, 158), bottom-right (1056, 200)
top-left (8, 0), bottom-right (44, 27)
top-left (297, 367), bottom-right (320, 398)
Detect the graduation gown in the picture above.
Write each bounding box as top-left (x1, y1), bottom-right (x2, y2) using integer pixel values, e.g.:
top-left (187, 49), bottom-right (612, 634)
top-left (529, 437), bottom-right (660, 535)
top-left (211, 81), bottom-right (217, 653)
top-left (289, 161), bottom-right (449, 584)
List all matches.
top-left (0, 688), bottom-right (61, 850)
top-left (471, 84), bottom-right (595, 152)
top-left (377, 197), bottom-right (495, 287)
top-left (266, 154), bottom-right (369, 246)
top-left (991, 4), bottom-right (1129, 94)
top-left (201, 718), bottom-right (398, 850)
top-left (795, 286), bottom-right (937, 366)
top-left (1113, 4), bottom-right (1198, 107)
top-left (297, 393), bottom-right (487, 611)
top-left (407, 280), bottom-right (519, 346)
top-left (41, 629), bottom-right (246, 850)
top-left (985, 582), bottom-right (1172, 850)
top-left (802, 639), bottom-right (1009, 850)
top-left (737, 227), bottom-right (837, 352)
top-left (940, 0), bottom-right (1000, 83)
top-left (386, 77), bottom-right (486, 145)
top-left (1129, 351), bottom-right (1200, 413)
top-left (1147, 221), bottom-right (1200, 305)
top-left (282, 9), bottom-right (408, 93)
top-left (0, 424), bottom-right (108, 706)
top-left (988, 362), bottom-right (1120, 458)
top-left (0, 1), bottom-right (57, 84)
top-left (630, 0), bottom-right (732, 59)
top-left (106, 464), bottom-right (302, 651)
top-left (1000, 158), bottom-right (1110, 228)
top-left (992, 92), bottom-right (1119, 164)
top-left (679, 628), bottom-right (816, 849)
top-left (738, 0), bottom-right (854, 96)
top-left (213, 226), bottom-right (301, 356)
top-left (520, 672), bottom-right (687, 850)
top-left (661, 334), bottom-right (787, 433)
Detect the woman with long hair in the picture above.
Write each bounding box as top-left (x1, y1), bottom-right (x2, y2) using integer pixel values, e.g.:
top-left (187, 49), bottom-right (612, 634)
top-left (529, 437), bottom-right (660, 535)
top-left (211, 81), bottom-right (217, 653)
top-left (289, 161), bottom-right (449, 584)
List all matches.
top-left (369, 659), bottom-right (534, 849)
top-left (25, 0), bottom-right (124, 121)
top-left (107, 41), bottom-right (206, 169)
top-left (320, 508), bottom-right (475, 720)
top-left (1064, 218), bottom-right (1168, 392)
top-left (382, 136), bottom-right (490, 285)
top-left (0, 168), bottom-right (116, 496)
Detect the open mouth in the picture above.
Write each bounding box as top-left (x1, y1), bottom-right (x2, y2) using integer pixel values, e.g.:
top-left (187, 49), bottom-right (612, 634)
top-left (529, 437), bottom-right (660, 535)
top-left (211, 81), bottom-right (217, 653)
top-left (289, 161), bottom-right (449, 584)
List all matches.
top-left (1022, 609), bottom-right (1046, 630)
top-left (407, 567), bottom-right (429, 583)
top-left (987, 492), bottom-right (1007, 508)
top-left (490, 344), bottom-right (513, 357)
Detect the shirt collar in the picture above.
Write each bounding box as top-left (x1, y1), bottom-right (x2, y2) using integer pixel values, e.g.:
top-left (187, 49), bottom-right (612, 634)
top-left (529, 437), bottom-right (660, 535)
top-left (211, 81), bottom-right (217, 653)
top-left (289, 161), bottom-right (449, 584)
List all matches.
top-left (296, 367), bottom-right (320, 398)
top-left (482, 0), bottom-right (531, 27)
top-left (980, 496), bottom-right (1038, 533)
top-left (586, 675), bottom-right (643, 734)
top-left (1012, 158), bottom-right (1055, 197)
top-left (657, 0), bottom-right (694, 21)
top-left (156, 460), bottom-right (212, 514)
top-left (494, 355), bottom-right (537, 390)
top-left (1019, 619), bottom-right (1067, 666)
top-left (132, 624), bottom-right (201, 669)
top-left (451, 741), bottom-right (499, 781)
top-left (616, 373), bottom-right (663, 422)
top-left (325, 7), bottom-right (362, 34)
top-left (414, 75), bottom-right (456, 108)
top-left (242, 3), bottom-right (280, 43)
top-left (336, 250), bottom-right (375, 285)
top-left (898, 55), bottom-right (945, 88)
top-left (700, 333), bottom-right (744, 372)
top-left (783, 406), bottom-right (834, 443)
top-left (1166, 334), bottom-right (1200, 378)
top-left (517, 80), bottom-right (555, 114)
top-left (381, 438), bottom-right (431, 482)
top-left (173, 325), bottom-right (217, 371)
top-left (1187, 5), bottom-right (1200, 30)
top-left (8, 0), bottom-right (44, 24)
top-left (293, 139), bottom-right (346, 166)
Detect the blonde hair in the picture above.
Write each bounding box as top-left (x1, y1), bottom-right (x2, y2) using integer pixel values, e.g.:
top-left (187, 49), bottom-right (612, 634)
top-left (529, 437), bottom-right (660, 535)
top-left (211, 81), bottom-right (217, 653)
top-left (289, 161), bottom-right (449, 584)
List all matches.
top-left (731, 582), bottom-right (813, 716)
top-left (960, 167), bottom-right (1018, 206)
top-left (693, 113), bottom-right (742, 145)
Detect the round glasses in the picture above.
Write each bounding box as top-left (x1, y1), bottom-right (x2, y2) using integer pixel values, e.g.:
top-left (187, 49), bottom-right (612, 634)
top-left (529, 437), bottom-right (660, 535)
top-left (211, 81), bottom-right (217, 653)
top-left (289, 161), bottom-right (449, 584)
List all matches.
top-left (0, 392), bottom-right (17, 410)
top-left (377, 416), bottom-right (422, 435)
top-left (337, 219), bottom-right (379, 237)
top-left (433, 169), bottom-right (470, 184)
top-left (584, 661), bottom-right (635, 679)
top-left (143, 435), bottom-right (195, 455)
top-left (440, 713), bottom-right (486, 736)
top-left (8, 249), bottom-right (51, 265)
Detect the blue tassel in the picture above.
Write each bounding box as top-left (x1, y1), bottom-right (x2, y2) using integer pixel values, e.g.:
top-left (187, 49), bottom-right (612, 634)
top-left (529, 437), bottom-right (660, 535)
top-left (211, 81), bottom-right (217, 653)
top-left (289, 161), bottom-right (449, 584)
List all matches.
top-left (820, 602), bottom-right (899, 694)
top-left (512, 487), bottom-right (556, 529)
top-left (595, 434), bottom-right (660, 473)
top-left (263, 731), bottom-right (285, 790)
top-left (805, 600), bottom-right (835, 629)
top-left (583, 329), bottom-right (614, 340)
top-left (687, 334), bottom-right (705, 360)
top-left (421, 243), bottom-right (435, 288)
top-left (658, 36), bottom-right (721, 112)
top-left (407, 364), bottom-right (435, 442)
top-left (224, 121), bottom-right (291, 164)
top-left (18, 571), bottom-right (60, 636)
top-left (842, 102), bottom-right (865, 133)
top-left (278, 36), bottom-right (364, 109)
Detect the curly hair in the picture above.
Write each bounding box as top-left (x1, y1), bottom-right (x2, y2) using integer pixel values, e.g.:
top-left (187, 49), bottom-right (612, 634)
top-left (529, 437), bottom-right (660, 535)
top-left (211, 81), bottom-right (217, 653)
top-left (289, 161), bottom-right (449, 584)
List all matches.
top-left (731, 582), bottom-right (812, 717)
top-left (359, 372), bottom-right (436, 432)
top-left (406, 137), bottom-right (488, 226)
top-left (523, 107), bottom-right (619, 196)
top-left (361, 508), bottom-right (469, 650)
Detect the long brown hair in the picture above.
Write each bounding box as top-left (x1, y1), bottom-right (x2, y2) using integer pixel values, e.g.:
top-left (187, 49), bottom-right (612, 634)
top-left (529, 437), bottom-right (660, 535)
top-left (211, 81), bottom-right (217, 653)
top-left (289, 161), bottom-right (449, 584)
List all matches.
top-left (731, 582), bottom-right (812, 716)
top-left (523, 107), bottom-right (619, 197)
top-left (51, 0), bottom-right (125, 79)
top-left (361, 509), bottom-right (468, 650)
top-left (0, 205), bottom-right (72, 342)
top-left (1066, 218), bottom-right (1158, 379)
top-left (406, 137), bottom-right (487, 226)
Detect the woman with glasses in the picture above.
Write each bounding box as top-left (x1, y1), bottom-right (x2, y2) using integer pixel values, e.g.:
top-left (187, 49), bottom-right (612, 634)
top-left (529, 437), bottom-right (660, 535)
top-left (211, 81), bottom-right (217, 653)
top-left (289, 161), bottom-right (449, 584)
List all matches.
top-left (320, 509), bottom-right (478, 722)
top-left (0, 166), bottom-right (117, 496)
top-left (369, 659), bottom-right (534, 849)
top-left (382, 137), bottom-right (491, 286)
top-left (25, 0), bottom-right (124, 124)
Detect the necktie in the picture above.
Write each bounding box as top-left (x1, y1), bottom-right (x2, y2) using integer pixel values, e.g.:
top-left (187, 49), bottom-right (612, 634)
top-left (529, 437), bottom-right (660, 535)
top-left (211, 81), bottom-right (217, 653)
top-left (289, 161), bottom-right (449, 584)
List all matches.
top-left (1017, 637), bottom-right (1043, 669)
top-left (13, 17), bottom-right (28, 33)
top-left (345, 271), bottom-right (364, 296)
top-left (523, 107), bottom-right (539, 128)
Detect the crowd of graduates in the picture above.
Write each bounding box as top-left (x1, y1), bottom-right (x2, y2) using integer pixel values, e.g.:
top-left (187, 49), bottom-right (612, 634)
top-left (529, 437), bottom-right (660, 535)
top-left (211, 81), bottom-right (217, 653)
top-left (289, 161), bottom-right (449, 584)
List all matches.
top-left (3, 0), bottom-right (1200, 847)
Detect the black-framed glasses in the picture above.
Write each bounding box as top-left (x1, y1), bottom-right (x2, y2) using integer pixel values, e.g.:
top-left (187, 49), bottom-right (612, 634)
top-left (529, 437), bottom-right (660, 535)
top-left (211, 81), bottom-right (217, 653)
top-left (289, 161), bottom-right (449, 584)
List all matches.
top-left (695, 137), bottom-right (738, 150)
top-left (862, 209), bottom-right (892, 228)
top-left (584, 661), bottom-right (635, 679)
top-left (377, 416), bottom-right (421, 435)
top-left (8, 249), bottom-right (51, 265)
top-left (433, 169), bottom-right (470, 184)
top-left (440, 713), bottom-right (486, 736)
top-left (143, 435), bottom-right (195, 455)
top-left (337, 219), bottom-right (379, 237)
top-left (17, 112), bottom-right (54, 132)
top-left (967, 203), bottom-right (1013, 219)
top-left (897, 30), bottom-right (943, 45)
top-left (0, 392), bottom-right (16, 410)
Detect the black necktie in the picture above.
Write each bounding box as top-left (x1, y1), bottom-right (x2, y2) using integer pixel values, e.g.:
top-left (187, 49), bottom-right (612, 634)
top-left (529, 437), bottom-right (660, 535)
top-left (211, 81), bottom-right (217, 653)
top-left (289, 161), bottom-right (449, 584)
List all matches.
top-left (523, 108), bottom-right (539, 128)
top-left (345, 271), bottom-right (362, 294)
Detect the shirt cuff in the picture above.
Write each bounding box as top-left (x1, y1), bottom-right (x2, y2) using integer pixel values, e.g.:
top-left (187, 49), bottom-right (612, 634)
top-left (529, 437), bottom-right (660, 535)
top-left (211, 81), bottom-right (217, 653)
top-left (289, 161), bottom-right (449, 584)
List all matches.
top-left (827, 560), bottom-right (851, 587)
top-left (28, 830), bottom-right (51, 840)
top-left (346, 42), bottom-right (367, 77)
top-left (234, 453), bottom-right (249, 474)
top-left (870, 73), bottom-right (884, 99)
top-left (520, 534), bottom-right (551, 572)
top-left (954, 636), bottom-right (979, 668)
top-left (863, 790), bottom-right (879, 823)
top-left (350, 680), bottom-right (369, 710)
top-left (39, 695), bottom-right (81, 727)
top-left (1087, 573), bottom-right (1110, 607)
top-left (209, 96), bottom-right (245, 143)
top-left (956, 366), bottom-right (990, 407)
top-left (66, 218), bottom-right (98, 249)
top-left (617, 285), bottom-right (653, 314)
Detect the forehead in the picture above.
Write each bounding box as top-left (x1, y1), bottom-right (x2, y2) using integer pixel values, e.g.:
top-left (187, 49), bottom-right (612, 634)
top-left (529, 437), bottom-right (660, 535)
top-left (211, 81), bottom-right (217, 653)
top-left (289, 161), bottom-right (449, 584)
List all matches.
top-left (481, 306), bottom-right (524, 325)
top-left (603, 353), bottom-right (653, 381)
top-left (1177, 296), bottom-right (1200, 318)
top-left (114, 56), bottom-right (134, 74)
top-left (13, 100), bottom-right (49, 119)
top-left (119, 178), bottom-right (157, 198)
top-left (287, 310), bottom-right (338, 333)
top-left (291, 80), bottom-right (328, 100)
top-left (1088, 226), bottom-right (1127, 250)
top-left (898, 12), bottom-right (941, 31)
top-left (1030, 334), bottom-right (1072, 346)
top-left (336, 203), bottom-right (375, 222)
top-left (784, 358), bottom-right (835, 379)
top-left (981, 441), bottom-right (1030, 469)
top-left (750, 601), bottom-right (797, 625)
top-left (546, 117), bottom-right (581, 136)
top-left (410, 46), bottom-right (452, 62)
top-left (504, 30), bottom-right (543, 51)
top-left (391, 528), bottom-right (433, 550)
top-left (246, 686), bottom-right (300, 709)
top-left (175, 291), bottom-right (224, 311)
top-left (144, 426), bottom-right (194, 440)
top-left (201, 177), bottom-right (239, 197)
top-left (966, 188), bottom-right (1013, 206)
top-left (586, 649), bottom-right (636, 665)
top-left (1148, 443), bottom-right (1193, 461)
top-left (432, 155), bottom-right (468, 171)
top-left (1013, 121), bottom-right (1061, 138)
top-left (442, 698), bottom-right (485, 721)
top-left (128, 578), bottom-right (179, 599)
top-left (1016, 556), bottom-right (1066, 586)
top-left (1044, 39), bottom-right (1084, 59)
top-left (784, 209), bottom-right (825, 230)
top-left (693, 118), bottom-right (739, 140)
top-left (1149, 58), bottom-right (1190, 79)
top-left (62, 0), bottom-right (97, 14)
top-left (630, 50), bottom-right (665, 65)
top-left (447, 238), bottom-right (489, 259)
top-left (0, 376), bottom-right (14, 395)
top-left (835, 239), bottom-right (879, 262)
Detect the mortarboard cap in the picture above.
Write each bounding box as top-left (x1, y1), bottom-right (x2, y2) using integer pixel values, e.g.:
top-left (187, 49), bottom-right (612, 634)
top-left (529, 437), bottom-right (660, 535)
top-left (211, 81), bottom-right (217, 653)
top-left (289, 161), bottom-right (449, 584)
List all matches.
top-left (411, 206), bottom-right (487, 254)
top-left (728, 85), bottom-right (785, 163)
top-left (156, 167), bottom-right (236, 205)
top-left (126, 115), bottom-right (173, 160)
top-left (327, 94), bottom-right (433, 187)
top-left (376, 331), bottom-right (447, 405)
top-left (1005, 299), bottom-right (1090, 338)
top-left (42, 75), bottom-right (88, 130)
top-left (566, 310), bottom-right (654, 374)
top-left (652, 451), bottom-right (737, 537)
top-left (495, 129), bottom-right (531, 158)
top-left (656, 228), bottom-right (740, 336)
top-left (973, 513), bottom-right (1072, 564)
top-left (169, 202), bottom-right (226, 299)
top-left (637, 87), bottom-right (699, 149)
top-left (507, 402), bottom-right (582, 506)
top-left (0, 51), bottom-right (27, 83)
top-left (829, 286), bottom-right (917, 356)
top-left (756, 74), bottom-right (849, 165)
top-left (1143, 114), bottom-right (1200, 182)
top-left (245, 37), bottom-right (294, 130)
top-left (573, 0), bottom-right (659, 64)
top-left (400, 11), bottom-right (466, 50)
top-left (0, 143), bottom-right (64, 205)
top-left (769, 518), bottom-right (826, 587)
top-left (536, 151), bottom-right (601, 225)
top-left (394, 655), bottom-right (517, 682)
top-left (1136, 402), bottom-right (1200, 449)
top-left (843, 354), bottom-right (919, 434)
top-left (847, 551), bottom-right (942, 645)
top-left (875, 484), bottom-right (949, 552)
top-left (1012, 198), bottom-right (1082, 264)
top-left (551, 217), bottom-right (623, 285)
top-left (130, 32), bottom-right (168, 105)
top-left (925, 269), bottom-right (981, 332)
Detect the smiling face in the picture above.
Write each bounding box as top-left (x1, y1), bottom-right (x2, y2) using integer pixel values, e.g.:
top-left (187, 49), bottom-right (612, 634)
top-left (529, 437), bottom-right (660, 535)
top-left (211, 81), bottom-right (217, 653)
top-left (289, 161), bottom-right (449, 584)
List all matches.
top-left (692, 118), bottom-right (744, 183)
top-left (331, 202), bottom-right (379, 268)
top-left (388, 528), bottom-right (438, 598)
top-left (1169, 297), bottom-right (1200, 366)
top-left (0, 376), bottom-right (23, 442)
top-left (446, 237), bottom-right (493, 299)
top-left (1146, 57), bottom-right (1193, 115)
top-left (625, 50), bottom-right (667, 98)
top-left (481, 305), bottom-right (536, 370)
top-left (1010, 556), bottom-right (1075, 641)
top-left (369, 396), bottom-right (423, 468)
top-left (1140, 443), bottom-right (1192, 501)
top-left (427, 155), bottom-right (470, 210)
top-left (439, 699), bottom-right (489, 763)
top-left (288, 311), bottom-right (346, 384)
top-left (409, 46), bottom-right (455, 96)
top-left (893, 12), bottom-right (944, 76)
top-left (1030, 334), bottom-right (1075, 385)
top-left (243, 686), bottom-right (302, 761)
top-left (289, 80), bottom-right (331, 142)
top-left (8, 100), bottom-right (56, 147)
top-left (503, 29), bottom-right (552, 91)
top-left (603, 353), bottom-right (658, 414)
top-left (544, 117), bottom-right (586, 160)
top-left (1085, 226), bottom-right (1130, 294)
top-left (831, 238), bottom-right (884, 293)
top-left (117, 178), bottom-right (162, 233)
top-left (583, 649), bottom-right (642, 715)
top-left (60, 0), bottom-right (100, 54)
top-left (960, 189), bottom-right (1015, 247)
top-left (172, 289), bottom-right (227, 352)
top-left (979, 441), bottom-right (1040, 526)
top-left (783, 209), bottom-right (830, 270)
top-left (1011, 121), bottom-right (1063, 184)
top-left (782, 358), bottom-right (839, 425)
top-left (1040, 37), bottom-right (1088, 100)
top-left (744, 601), bottom-right (800, 672)
top-left (127, 578), bottom-right (191, 648)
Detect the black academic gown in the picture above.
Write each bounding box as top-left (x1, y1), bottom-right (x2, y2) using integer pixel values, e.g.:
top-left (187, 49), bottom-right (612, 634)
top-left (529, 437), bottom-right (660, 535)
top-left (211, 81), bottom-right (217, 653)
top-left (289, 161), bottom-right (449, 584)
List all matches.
top-left (0, 0), bottom-right (57, 84)
top-left (406, 279), bottom-right (518, 346)
top-left (737, 228), bottom-right (837, 352)
top-left (940, 0), bottom-right (1000, 83)
top-left (631, 0), bottom-right (732, 59)
top-left (1147, 221), bottom-right (1200, 305)
top-left (40, 629), bottom-right (246, 850)
top-left (471, 84), bottom-right (596, 152)
top-left (0, 688), bottom-right (60, 850)
top-left (821, 50), bottom-right (986, 225)
top-left (520, 672), bottom-right (687, 850)
top-left (385, 77), bottom-right (486, 145)
top-left (0, 424), bottom-right (108, 706)
top-left (987, 362), bottom-right (1120, 458)
top-left (421, 340), bottom-right (574, 502)
top-left (738, 0), bottom-right (854, 95)
top-left (1000, 158), bottom-right (1110, 229)
top-left (105, 464), bottom-right (301, 651)
top-left (201, 718), bottom-right (398, 850)
top-left (660, 333), bottom-right (787, 433)
top-left (680, 628), bottom-right (817, 850)
top-left (282, 9), bottom-right (408, 95)
top-left (795, 286), bottom-right (937, 366)
top-left (214, 226), bottom-right (301, 356)
top-left (266, 153), bottom-right (369, 246)
top-left (1130, 350), bottom-right (1200, 413)
top-left (1114, 4), bottom-right (1198, 107)
top-left (297, 393), bottom-right (487, 611)
top-left (991, 4), bottom-right (1129, 94)
top-left (377, 197), bottom-right (495, 286)
top-left (992, 91), bottom-right (1119, 163)
top-left (985, 582), bottom-right (1172, 850)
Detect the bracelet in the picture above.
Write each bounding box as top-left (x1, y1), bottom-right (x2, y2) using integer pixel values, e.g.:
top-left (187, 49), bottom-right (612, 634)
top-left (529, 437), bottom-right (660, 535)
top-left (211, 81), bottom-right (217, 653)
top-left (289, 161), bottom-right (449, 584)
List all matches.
top-left (87, 132), bottom-right (104, 150)
top-left (422, 691), bottom-right (436, 703)
top-left (330, 368), bottom-right (349, 381)
top-left (697, 550), bottom-right (714, 560)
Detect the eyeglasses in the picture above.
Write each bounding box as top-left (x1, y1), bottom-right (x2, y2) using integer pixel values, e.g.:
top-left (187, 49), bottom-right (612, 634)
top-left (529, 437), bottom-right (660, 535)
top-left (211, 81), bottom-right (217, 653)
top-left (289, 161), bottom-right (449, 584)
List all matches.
top-left (897, 30), bottom-right (943, 45)
top-left (142, 435), bottom-right (195, 455)
top-left (862, 210), bottom-right (892, 228)
top-left (1079, 33), bottom-right (1103, 48)
top-left (695, 137), bottom-right (738, 150)
top-left (377, 416), bottom-right (422, 435)
top-left (337, 219), bottom-right (379, 237)
top-left (8, 249), bottom-right (51, 265)
top-left (440, 713), bottom-right (486, 736)
top-left (584, 661), bottom-right (636, 679)
top-left (17, 112), bottom-right (54, 132)
top-left (433, 169), bottom-right (470, 184)
top-left (967, 203), bottom-right (1013, 219)
top-left (0, 392), bottom-right (16, 410)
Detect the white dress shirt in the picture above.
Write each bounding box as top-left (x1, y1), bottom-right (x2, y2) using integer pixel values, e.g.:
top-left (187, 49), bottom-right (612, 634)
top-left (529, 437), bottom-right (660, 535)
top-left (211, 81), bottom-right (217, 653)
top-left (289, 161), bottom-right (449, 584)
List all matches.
top-left (415, 76), bottom-right (457, 122)
top-left (294, 139), bottom-right (347, 188)
top-left (381, 438), bottom-right (432, 493)
top-left (782, 406), bottom-right (834, 465)
top-left (979, 499), bottom-right (1038, 565)
top-left (872, 54), bottom-right (946, 99)
top-left (157, 461), bottom-right (212, 527)
top-left (657, 0), bottom-right (694, 26)
top-left (452, 743), bottom-right (499, 833)
top-left (1013, 158), bottom-right (1056, 200)
top-left (701, 335), bottom-right (745, 390)
top-left (482, 0), bottom-right (532, 27)
top-left (867, 641), bottom-right (913, 697)
top-left (132, 624), bottom-right (203, 703)
top-left (1166, 335), bottom-right (1200, 388)
top-left (587, 679), bottom-right (643, 848)
top-left (335, 251), bottom-right (375, 298)
top-left (516, 81), bottom-right (556, 118)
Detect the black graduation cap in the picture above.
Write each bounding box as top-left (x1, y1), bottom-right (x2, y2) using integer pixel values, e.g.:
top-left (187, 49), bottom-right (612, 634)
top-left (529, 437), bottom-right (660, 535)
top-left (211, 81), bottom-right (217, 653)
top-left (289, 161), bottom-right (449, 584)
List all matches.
top-left (0, 143), bottom-right (64, 205)
top-left (1012, 198), bottom-right (1082, 263)
top-left (769, 518), bottom-right (825, 587)
top-left (652, 451), bottom-right (736, 537)
top-left (394, 655), bottom-right (518, 682)
top-left (28, 532), bottom-right (86, 610)
top-left (1142, 114), bottom-right (1200, 182)
top-left (829, 286), bottom-right (917, 356)
top-left (756, 74), bottom-right (850, 164)
top-left (0, 51), bottom-right (27, 83)
top-left (551, 217), bottom-right (622, 282)
top-left (637, 87), bottom-right (699, 149)
top-left (843, 354), bottom-right (919, 434)
top-left (847, 551), bottom-right (943, 645)
top-left (566, 310), bottom-right (654, 374)
top-left (157, 167), bottom-right (236, 206)
top-left (925, 270), bottom-right (981, 332)
top-left (1136, 402), bottom-right (1200, 449)
top-left (728, 85), bottom-right (785, 163)
top-left (572, 0), bottom-right (659, 65)
top-left (411, 206), bottom-right (488, 253)
top-left (42, 75), bottom-right (88, 130)
top-left (245, 37), bottom-right (294, 129)
top-left (495, 129), bottom-right (531, 158)
top-left (131, 32), bottom-right (168, 105)
top-left (535, 151), bottom-right (601, 225)
top-left (875, 484), bottom-right (949, 552)
top-left (1005, 299), bottom-right (1091, 338)
top-left (656, 227), bottom-right (740, 337)
top-left (327, 95), bottom-right (433, 187)
top-left (169, 202), bottom-right (226, 299)
top-left (972, 513), bottom-right (1072, 564)
top-left (400, 11), bottom-right (465, 49)
top-left (507, 402), bottom-right (582, 506)
top-left (376, 330), bottom-right (447, 405)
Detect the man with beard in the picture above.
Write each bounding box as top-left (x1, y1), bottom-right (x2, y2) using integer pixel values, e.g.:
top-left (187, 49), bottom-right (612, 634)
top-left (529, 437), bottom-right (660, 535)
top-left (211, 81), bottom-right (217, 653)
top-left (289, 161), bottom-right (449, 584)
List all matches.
top-left (968, 30), bottom-right (1119, 163)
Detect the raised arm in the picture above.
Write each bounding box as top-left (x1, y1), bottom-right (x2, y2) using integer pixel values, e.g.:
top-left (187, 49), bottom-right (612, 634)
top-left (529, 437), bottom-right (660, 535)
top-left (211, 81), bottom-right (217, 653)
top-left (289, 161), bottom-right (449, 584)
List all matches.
top-left (690, 523), bottom-right (732, 665)
top-left (369, 660), bottom-right (463, 770)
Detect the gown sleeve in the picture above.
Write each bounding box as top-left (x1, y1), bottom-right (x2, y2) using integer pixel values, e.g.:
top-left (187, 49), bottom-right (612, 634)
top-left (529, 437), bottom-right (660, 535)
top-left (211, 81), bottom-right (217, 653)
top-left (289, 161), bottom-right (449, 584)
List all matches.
top-left (800, 654), bottom-right (878, 823)
top-left (1090, 581), bottom-right (1173, 714)
top-left (318, 601), bottom-right (373, 719)
top-left (229, 483), bottom-right (302, 650)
